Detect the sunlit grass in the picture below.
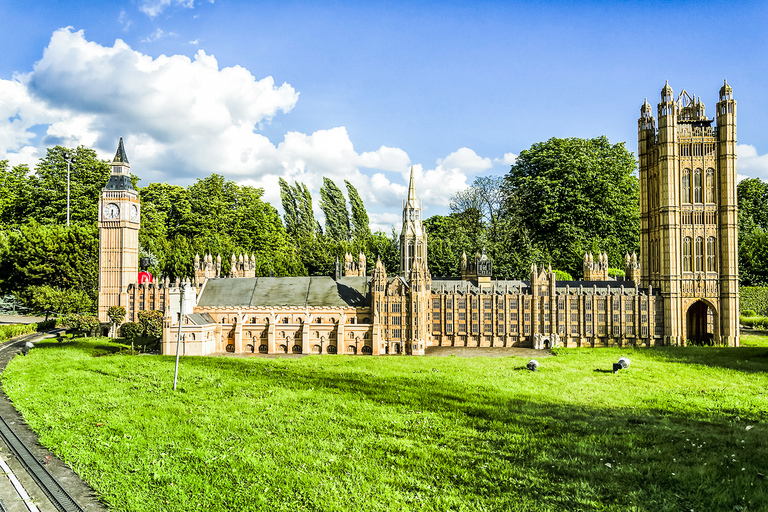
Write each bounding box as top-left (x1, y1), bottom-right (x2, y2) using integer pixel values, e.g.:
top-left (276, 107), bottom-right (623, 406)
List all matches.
top-left (3, 337), bottom-right (768, 511)
top-left (741, 329), bottom-right (768, 347)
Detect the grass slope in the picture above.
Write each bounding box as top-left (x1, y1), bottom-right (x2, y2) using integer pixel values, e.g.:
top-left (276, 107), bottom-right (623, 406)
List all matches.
top-left (3, 338), bottom-right (768, 512)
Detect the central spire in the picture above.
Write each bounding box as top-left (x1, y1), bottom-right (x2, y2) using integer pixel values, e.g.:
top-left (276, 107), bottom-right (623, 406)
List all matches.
top-left (407, 165), bottom-right (418, 205)
top-left (400, 165), bottom-right (427, 275)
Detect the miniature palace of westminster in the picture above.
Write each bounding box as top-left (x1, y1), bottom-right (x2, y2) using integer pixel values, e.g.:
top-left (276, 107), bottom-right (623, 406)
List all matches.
top-left (96, 81), bottom-right (740, 355)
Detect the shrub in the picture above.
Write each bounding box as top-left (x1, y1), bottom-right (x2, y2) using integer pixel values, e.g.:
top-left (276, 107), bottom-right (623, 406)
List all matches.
top-left (741, 287), bottom-right (768, 316)
top-left (553, 269), bottom-right (574, 281)
top-left (138, 310), bottom-right (163, 339)
top-left (119, 322), bottom-right (143, 340)
top-left (740, 315), bottom-right (768, 330)
top-left (742, 309), bottom-right (757, 318)
top-left (0, 323), bottom-right (37, 342)
top-left (36, 319), bottom-right (56, 331)
top-left (59, 313), bottom-right (99, 336)
top-left (107, 306), bottom-right (126, 328)
top-left (607, 268), bottom-right (625, 278)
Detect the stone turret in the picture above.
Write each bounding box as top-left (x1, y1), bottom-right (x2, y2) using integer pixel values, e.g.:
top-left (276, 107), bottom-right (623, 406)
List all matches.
top-left (583, 251), bottom-right (609, 281)
top-left (624, 252), bottom-right (640, 284)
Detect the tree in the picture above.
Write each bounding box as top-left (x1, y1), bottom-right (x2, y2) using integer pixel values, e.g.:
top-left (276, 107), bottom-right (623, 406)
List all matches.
top-left (345, 181), bottom-right (371, 240)
top-left (24, 285), bottom-right (93, 319)
top-left (279, 178), bottom-right (300, 235)
top-left (138, 310), bottom-right (163, 339)
top-left (737, 178), bottom-right (768, 286)
top-left (449, 176), bottom-right (505, 258)
top-left (0, 222), bottom-right (99, 303)
top-left (502, 136), bottom-right (639, 277)
top-left (0, 161), bottom-right (33, 226)
top-left (27, 146), bottom-right (122, 226)
top-left (424, 214), bottom-right (482, 278)
top-left (738, 178), bottom-right (768, 230)
top-left (107, 306), bottom-right (126, 335)
top-left (319, 178), bottom-right (350, 241)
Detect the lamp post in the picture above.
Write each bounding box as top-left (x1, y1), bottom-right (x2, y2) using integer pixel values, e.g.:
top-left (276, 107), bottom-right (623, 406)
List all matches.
top-left (173, 282), bottom-right (186, 390)
top-left (63, 152), bottom-right (72, 226)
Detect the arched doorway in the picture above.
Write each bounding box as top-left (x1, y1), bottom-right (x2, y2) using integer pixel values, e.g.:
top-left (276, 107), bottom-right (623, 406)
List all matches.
top-left (687, 300), bottom-right (716, 346)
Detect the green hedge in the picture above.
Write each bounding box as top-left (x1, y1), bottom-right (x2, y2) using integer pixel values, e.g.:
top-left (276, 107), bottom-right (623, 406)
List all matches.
top-left (740, 315), bottom-right (768, 329)
top-left (741, 287), bottom-right (768, 316)
top-left (0, 323), bottom-right (37, 342)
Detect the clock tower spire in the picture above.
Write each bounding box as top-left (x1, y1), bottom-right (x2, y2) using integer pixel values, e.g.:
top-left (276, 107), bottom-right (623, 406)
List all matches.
top-left (97, 138), bottom-right (141, 325)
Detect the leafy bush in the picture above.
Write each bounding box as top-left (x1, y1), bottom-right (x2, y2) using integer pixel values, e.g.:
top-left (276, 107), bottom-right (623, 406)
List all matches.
top-left (107, 306), bottom-right (126, 327)
top-left (138, 310), bottom-right (163, 339)
top-left (119, 322), bottom-right (143, 340)
top-left (607, 268), bottom-right (625, 278)
top-left (740, 315), bottom-right (768, 330)
top-left (36, 319), bottom-right (56, 331)
top-left (553, 269), bottom-right (573, 281)
top-left (742, 309), bottom-right (757, 318)
top-left (741, 287), bottom-right (768, 316)
top-left (0, 323), bottom-right (37, 342)
top-left (59, 313), bottom-right (100, 336)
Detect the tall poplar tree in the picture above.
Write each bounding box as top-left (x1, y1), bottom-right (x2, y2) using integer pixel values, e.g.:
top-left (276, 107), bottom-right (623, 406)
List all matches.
top-left (279, 178), bottom-right (300, 236)
top-left (319, 178), bottom-right (350, 241)
top-left (345, 180), bottom-right (371, 240)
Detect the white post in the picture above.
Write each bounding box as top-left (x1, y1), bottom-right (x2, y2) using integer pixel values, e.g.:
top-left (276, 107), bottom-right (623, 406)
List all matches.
top-left (173, 283), bottom-right (185, 390)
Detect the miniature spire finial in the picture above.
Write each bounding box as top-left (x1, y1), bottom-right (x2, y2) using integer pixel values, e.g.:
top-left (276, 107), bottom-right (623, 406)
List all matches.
top-left (113, 137), bottom-right (129, 164)
top-left (407, 166), bottom-right (417, 203)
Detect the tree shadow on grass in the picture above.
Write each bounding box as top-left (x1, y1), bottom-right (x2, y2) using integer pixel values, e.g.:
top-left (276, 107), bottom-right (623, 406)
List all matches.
top-left (171, 356), bottom-right (768, 511)
top-left (628, 346), bottom-right (768, 375)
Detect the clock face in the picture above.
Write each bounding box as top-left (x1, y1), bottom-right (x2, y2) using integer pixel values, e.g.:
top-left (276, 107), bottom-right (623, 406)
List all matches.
top-left (104, 203), bottom-right (120, 220)
top-left (130, 204), bottom-right (139, 221)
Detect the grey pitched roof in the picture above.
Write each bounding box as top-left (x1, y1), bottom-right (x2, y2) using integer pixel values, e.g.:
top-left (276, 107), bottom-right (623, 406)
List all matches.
top-left (197, 276), bottom-right (369, 308)
top-left (186, 313), bottom-right (215, 325)
top-left (103, 174), bottom-right (135, 191)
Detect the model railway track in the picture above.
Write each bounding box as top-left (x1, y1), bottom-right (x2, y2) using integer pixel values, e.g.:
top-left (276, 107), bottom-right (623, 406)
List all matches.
top-left (0, 333), bottom-right (85, 512)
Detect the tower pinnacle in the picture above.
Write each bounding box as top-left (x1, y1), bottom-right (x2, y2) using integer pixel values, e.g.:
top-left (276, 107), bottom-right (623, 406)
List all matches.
top-left (113, 137), bottom-right (130, 165)
top-left (407, 166), bottom-right (418, 205)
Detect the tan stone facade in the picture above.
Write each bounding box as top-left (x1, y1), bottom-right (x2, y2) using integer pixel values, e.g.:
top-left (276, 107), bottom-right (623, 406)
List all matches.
top-left (638, 81), bottom-right (739, 346)
top-left (96, 85), bottom-right (739, 353)
top-left (97, 138), bottom-right (141, 324)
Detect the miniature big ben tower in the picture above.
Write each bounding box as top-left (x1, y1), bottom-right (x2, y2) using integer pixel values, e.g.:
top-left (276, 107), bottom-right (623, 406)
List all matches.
top-left (638, 81), bottom-right (739, 346)
top-left (97, 138), bottom-right (140, 323)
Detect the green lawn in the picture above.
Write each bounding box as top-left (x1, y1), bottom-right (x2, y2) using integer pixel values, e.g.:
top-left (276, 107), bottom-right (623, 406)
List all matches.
top-left (740, 329), bottom-right (768, 347)
top-left (3, 337), bottom-right (768, 512)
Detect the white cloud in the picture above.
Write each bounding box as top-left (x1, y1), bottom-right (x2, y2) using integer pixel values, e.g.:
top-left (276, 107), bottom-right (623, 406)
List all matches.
top-left (495, 152), bottom-right (517, 166)
top-left (369, 212), bottom-right (401, 234)
top-left (141, 28), bottom-right (165, 43)
top-left (0, 28), bottom-right (497, 223)
top-left (139, 0), bottom-right (195, 19)
top-left (118, 10), bottom-right (133, 32)
top-left (737, 144), bottom-right (768, 181)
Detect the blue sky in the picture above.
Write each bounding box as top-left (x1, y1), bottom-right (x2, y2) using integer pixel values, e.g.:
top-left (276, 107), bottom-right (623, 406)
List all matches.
top-left (1, 0), bottom-right (767, 230)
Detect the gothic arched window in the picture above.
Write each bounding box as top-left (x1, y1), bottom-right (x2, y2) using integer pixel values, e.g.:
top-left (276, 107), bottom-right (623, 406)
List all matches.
top-left (707, 237), bottom-right (717, 272)
top-left (682, 237), bottom-right (692, 272)
top-left (705, 168), bottom-right (715, 203)
top-left (694, 169), bottom-right (703, 203)
top-left (695, 237), bottom-right (704, 271)
top-left (682, 169), bottom-right (691, 203)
